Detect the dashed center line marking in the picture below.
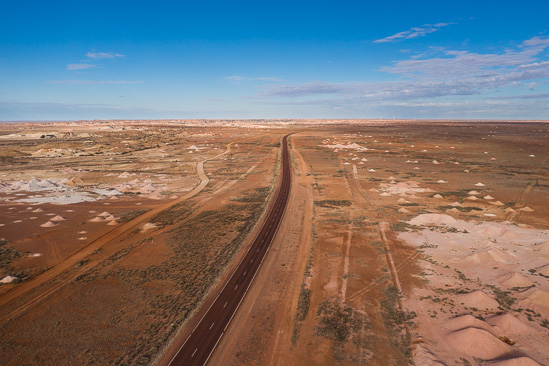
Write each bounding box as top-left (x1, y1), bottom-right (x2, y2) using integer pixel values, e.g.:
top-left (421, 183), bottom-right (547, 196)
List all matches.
top-left (223, 302), bottom-right (228, 308)
top-left (191, 348), bottom-right (198, 358)
top-left (210, 323), bottom-right (215, 330)
top-left (235, 284), bottom-right (238, 290)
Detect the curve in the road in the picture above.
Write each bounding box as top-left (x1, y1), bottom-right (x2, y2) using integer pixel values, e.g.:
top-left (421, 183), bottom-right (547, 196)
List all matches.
top-left (168, 134), bottom-right (292, 366)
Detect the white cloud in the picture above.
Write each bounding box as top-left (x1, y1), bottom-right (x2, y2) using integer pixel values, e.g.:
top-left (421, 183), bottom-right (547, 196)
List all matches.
top-left (46, 80), bottom-right (143, 85)
top-left (67, 63), bottom-right (96, 71)
top-left (262, 36), bottom-right (549, 104)
top-left (374, 23), bottom-right (454, 43)
top-left (522, 36), bottom-right (549, 47)
top-left (85, 52), bottom-right (124, 59)
top-left (225, 75), bottom-right (283, 82)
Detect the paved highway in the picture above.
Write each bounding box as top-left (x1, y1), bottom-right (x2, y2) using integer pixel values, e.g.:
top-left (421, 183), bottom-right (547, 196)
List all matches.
top-left (168, 134), bottom-right (292, 366)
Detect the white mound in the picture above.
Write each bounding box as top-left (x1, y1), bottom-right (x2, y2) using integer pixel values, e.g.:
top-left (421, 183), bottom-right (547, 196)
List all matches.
top-left (40, 221), bottom-right (58, 228)
top-left (433, 194), bottom-right (443, 199)
top-left (50, 215), bottom-right (66, 222)
top-left (520, 207), bottom-right (534, 212)
top-left (141, 222), bottom-right (157, 232)
top-left (437, 180), bottom-right (447, 183)
top-left (449, 201), bottom-right (462, 207)
top-left (89, 216), bottom-right (105, 222)
top-left (484, 195), bottom-right (494, 200)
top-left (369, 188), bottom-right (379, 192)
top-left (444, 314), bottom-right (496, 335)
top-left (466, 248), bottom-right (517, 265)
top-left (469, 190), bottom-right (480, 195)
top-left (487, 313), bottom-right (535, 336)
top-left (475, 182), bottom-right (486, 187)
top-left (476, 225), bottom-right (519, 239)
top-left (408, 214), bottom-right (458, 227)
top-left (432, 160), bottom-right (440, 164)
top-left (455, 290), bottom-right (499, 310)
top-left (98, 211), bottom-right (112, 217)
top-left (466, 196), bottom-right (479, 201)
top-left (499, 272), bottom-right (534, 288)
top-left (446, 327), bottom-right (513, 360)
top-left (32, 208), bottom-right (45, 213)
top-left (397, 198), bottom-right (409, 203)
top-left (491, 201), bottom-right (505, 206)
top-left (107, 220), bottom-right (118, 226)
top-left (398, 207), bottom-right (410, 213)
top-left (523, 289), bottom-right (549, 308)
top-left (1, 275), bottom-right (19, 284)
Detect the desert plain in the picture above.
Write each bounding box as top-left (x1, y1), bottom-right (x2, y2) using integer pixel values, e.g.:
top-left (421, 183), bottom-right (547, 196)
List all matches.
top-left (0, 119), bottom-right (548, 366)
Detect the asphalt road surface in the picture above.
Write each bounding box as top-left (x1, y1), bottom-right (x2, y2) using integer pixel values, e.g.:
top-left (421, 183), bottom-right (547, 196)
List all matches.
top-left (168, 134), bottom-right (292, 366)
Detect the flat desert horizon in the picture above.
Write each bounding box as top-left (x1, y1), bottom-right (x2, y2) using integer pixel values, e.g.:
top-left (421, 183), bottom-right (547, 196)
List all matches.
top-left (0, 119), bottom-right (548, 365)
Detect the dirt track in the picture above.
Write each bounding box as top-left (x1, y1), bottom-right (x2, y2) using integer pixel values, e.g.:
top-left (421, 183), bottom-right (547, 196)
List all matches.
top-left (0, 141), bottom-right (236, 324)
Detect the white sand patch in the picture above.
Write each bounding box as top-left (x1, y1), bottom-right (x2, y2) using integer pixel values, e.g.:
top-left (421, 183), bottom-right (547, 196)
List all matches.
top-left (18, 192), bottom-right (97, 205)
top-left (29, 253), bottom-right (42, 257)
top-left (378, 180), bottom-right (434, 197)
top-left (1, 276), bottom-right (19, 284)
top-left (78, 237), bottom-right (87, 240)
top-left (141, 222), bottom-right (157, 232)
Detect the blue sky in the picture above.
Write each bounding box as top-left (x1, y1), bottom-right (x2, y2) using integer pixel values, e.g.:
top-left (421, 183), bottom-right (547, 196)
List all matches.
top-left (1, 0), bottom-right (549, 120)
